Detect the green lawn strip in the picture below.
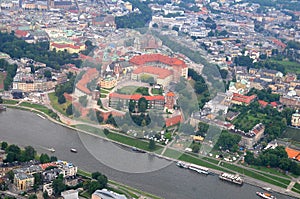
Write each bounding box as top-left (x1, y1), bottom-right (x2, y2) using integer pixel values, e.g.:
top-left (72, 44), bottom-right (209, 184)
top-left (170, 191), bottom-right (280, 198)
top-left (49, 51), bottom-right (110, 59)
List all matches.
top-left (292, 188), bottom-right (300, 194)
top-left (109, 180), bottom-right (162, 199)
top-left (75, 124), bottom-right (162, 152)
top-left (248, 165), bottom-right (292, 179)
top-left (79, 191), bottom-right (90, 198)
top-left (48, 92), bottom-right (71, 116)
top-left (281, 127), bottom-right (300, 142)
top-left (108, 186), bottom-right (138, 199)
top-left (294, 183), bottom-right (300, 191)
top-left (77, 169), bottom-right (92, 178)
top-left (179, 153), bottom-right (232, 173)
top-left (221, 163), bottom-right (288, 188)
top-left (100, 94), bottom-right (107, 98)
top-left (100, 89), bottom-right (110, 94)
top-left (163, 148), bottom-right (183, 159)
top-left (203, 157), bottom-right (219, 165)
top-left (3, 99), bottom-right (19, 105)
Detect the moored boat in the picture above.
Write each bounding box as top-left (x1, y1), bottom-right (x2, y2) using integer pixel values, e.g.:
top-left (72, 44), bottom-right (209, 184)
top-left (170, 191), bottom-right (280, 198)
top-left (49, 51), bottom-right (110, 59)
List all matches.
top-left (219, 172), bottom-right (243, 185)
top-left (176, 161), bottom-right (190, 169)
top-left (256, 192), bottom-right (276, 199)
top-left (70, 148), bottom-right (77, 153)
top-left (188, 164), bottom-right (209, 175)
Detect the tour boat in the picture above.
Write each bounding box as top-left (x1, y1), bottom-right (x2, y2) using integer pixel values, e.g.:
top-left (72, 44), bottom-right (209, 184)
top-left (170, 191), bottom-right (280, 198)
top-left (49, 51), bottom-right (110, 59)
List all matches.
top-left (256, 192), bottom-right (276, 199)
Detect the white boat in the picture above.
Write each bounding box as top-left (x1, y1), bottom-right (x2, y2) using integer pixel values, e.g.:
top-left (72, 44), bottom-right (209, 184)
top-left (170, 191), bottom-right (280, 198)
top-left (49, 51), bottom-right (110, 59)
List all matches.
top-left (188, 164), bottom-right (209, 175)
top-left (219, 172), bottom-right (243, 185)
top-left (256, 192), bottom-right (276, 199)
top-left (176, 161), bottom-right (190, 169)
top-left (70, 148), bottom-right (77, 153)
top-left (49, 148), bottom-right (55, 153)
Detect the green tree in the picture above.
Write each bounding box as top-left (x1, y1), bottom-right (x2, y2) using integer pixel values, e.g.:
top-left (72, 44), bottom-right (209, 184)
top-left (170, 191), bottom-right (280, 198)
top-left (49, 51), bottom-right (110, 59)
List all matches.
top-left (40, 153), bottom-right (50, 164)
top-left (50, 156), bottom-right (57, 162)
top-left (103, 129), bottom-right (110, 135)
top-left (58, 94), bottom-right (66, 104)
top-left (148, 139), bottom-right (156, 150)
top-left (66, 104), bottom-right (73, 115)
top-left (23, 146), bottom-right (36, 161)
top-left (28, 194), bottom-right (37, 199)
top-left (192, 144), bottom-right (200, 153)
top-left (1, 142), bottom-right (8, 150)
top-left (44, 70), bottom-right (52, 79)
top-left (43, 191), bottom-right (49, 199)
top-left (138, 97), bottom-right (148, 112)
top-left (7, 170), bottom-right (14, 183)
top-left (0, 97), bottom-right (2, 104)
top-left (52, 174), bottom-right (66, 196)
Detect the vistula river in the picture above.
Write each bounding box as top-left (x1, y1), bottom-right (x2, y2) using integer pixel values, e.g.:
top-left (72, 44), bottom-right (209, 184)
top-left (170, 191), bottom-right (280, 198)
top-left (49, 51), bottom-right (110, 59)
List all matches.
top-left (0, 109), bottom-right (296, 199)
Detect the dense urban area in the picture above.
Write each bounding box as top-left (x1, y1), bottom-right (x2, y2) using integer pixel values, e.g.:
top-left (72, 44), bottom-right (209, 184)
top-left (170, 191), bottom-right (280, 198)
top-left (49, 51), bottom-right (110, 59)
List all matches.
top-left (0, 0), bottom-right (300, 198)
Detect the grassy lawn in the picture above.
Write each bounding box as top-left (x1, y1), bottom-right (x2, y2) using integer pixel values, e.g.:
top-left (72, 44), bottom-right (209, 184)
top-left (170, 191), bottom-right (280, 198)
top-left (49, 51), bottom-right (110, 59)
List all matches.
top-left (163, 148), bottom-right (183, 159)
top-left (270, 60), bottom-right (300, 74)
top-left (203, 157), bottom-right (220, 165)
top-left (293, 183), bottom-right (300, 194)
top-left (151, 88), bottom-right (163, 95)
top-left (100, 89), bottom-right (110, 94)
top-left (233, 112), bottom-right (266, 132)
top-left (100, 94), bottom-right (107, 98)
top-left (3, 99), bottom-right (18, 105)
top-left (76, 124), bottom-right (162, 152)
top-left (281, 127), bottom-right (300, 142)
top-left (20, 102), bottom-right (50, 113)
top-left (221, 163), bottom-right (289, 188)
top-left (18, 102), bottom-right (59, 120)
top-left (48, 92), bottom-right (71, 116)
top-left (248, 165), bottom-right (292, 179)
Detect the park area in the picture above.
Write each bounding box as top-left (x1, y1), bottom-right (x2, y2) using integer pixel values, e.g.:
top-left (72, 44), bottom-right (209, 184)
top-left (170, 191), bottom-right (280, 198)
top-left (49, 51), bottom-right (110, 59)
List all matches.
top-left (280, 127), bottom-right (300, 142)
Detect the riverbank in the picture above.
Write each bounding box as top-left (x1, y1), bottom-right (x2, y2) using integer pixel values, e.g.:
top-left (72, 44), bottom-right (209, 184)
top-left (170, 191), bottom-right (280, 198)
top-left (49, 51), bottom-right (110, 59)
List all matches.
top-left (3, 102), bottom-right (300, 199)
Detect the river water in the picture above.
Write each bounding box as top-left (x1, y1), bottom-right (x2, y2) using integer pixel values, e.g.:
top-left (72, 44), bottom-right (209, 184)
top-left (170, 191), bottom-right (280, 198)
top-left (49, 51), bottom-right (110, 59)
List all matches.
top-left (0, 109), bottom-right (296, 199)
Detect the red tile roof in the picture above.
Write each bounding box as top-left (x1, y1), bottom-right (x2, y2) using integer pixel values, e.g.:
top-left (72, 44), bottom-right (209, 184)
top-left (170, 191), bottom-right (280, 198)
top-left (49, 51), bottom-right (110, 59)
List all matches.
top-left (165, 115), bottom-right (182, 127)
top-left (129, 54), bottom-right (187, 69)
top-left (15, 30), bottom-right (29, 37)
top-left (39, 162), bottom-right (57, 170)
top-left (271, 38), bottom-right (287, 49)
top-left (270, 102), bottom-right (278, 107)
top-left (109, 92), bottom-right (164, 101)
top-left (133, 66), bottom-right (173, 79)
top-left (285, 147), bottom-right (300, 161)
top-left (166, 91), bottom-right (175, 97)
top-left (232, 93), bottom-right (256, 104)
top-left (258, 100), bottom-right (268, 107)
top-left (51, 42), bottom-right (82, 50)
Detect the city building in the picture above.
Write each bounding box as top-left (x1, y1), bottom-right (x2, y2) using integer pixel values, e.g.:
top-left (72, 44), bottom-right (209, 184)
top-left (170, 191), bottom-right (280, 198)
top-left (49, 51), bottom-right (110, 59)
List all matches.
top-left (231, 93), bottom-right (256, 106)
top-left (14, 172), bottom-right (34, 191)
top-left (129, 54), bottom-right (188, 82)
top-left (92, 189), bottom-right (127, 199)
top-left (109, 92), bottom-right (165, 110)
top-left (291, 110), bottom-right (300, 127)
top-left (231, 123), bottom-right (265, 149)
